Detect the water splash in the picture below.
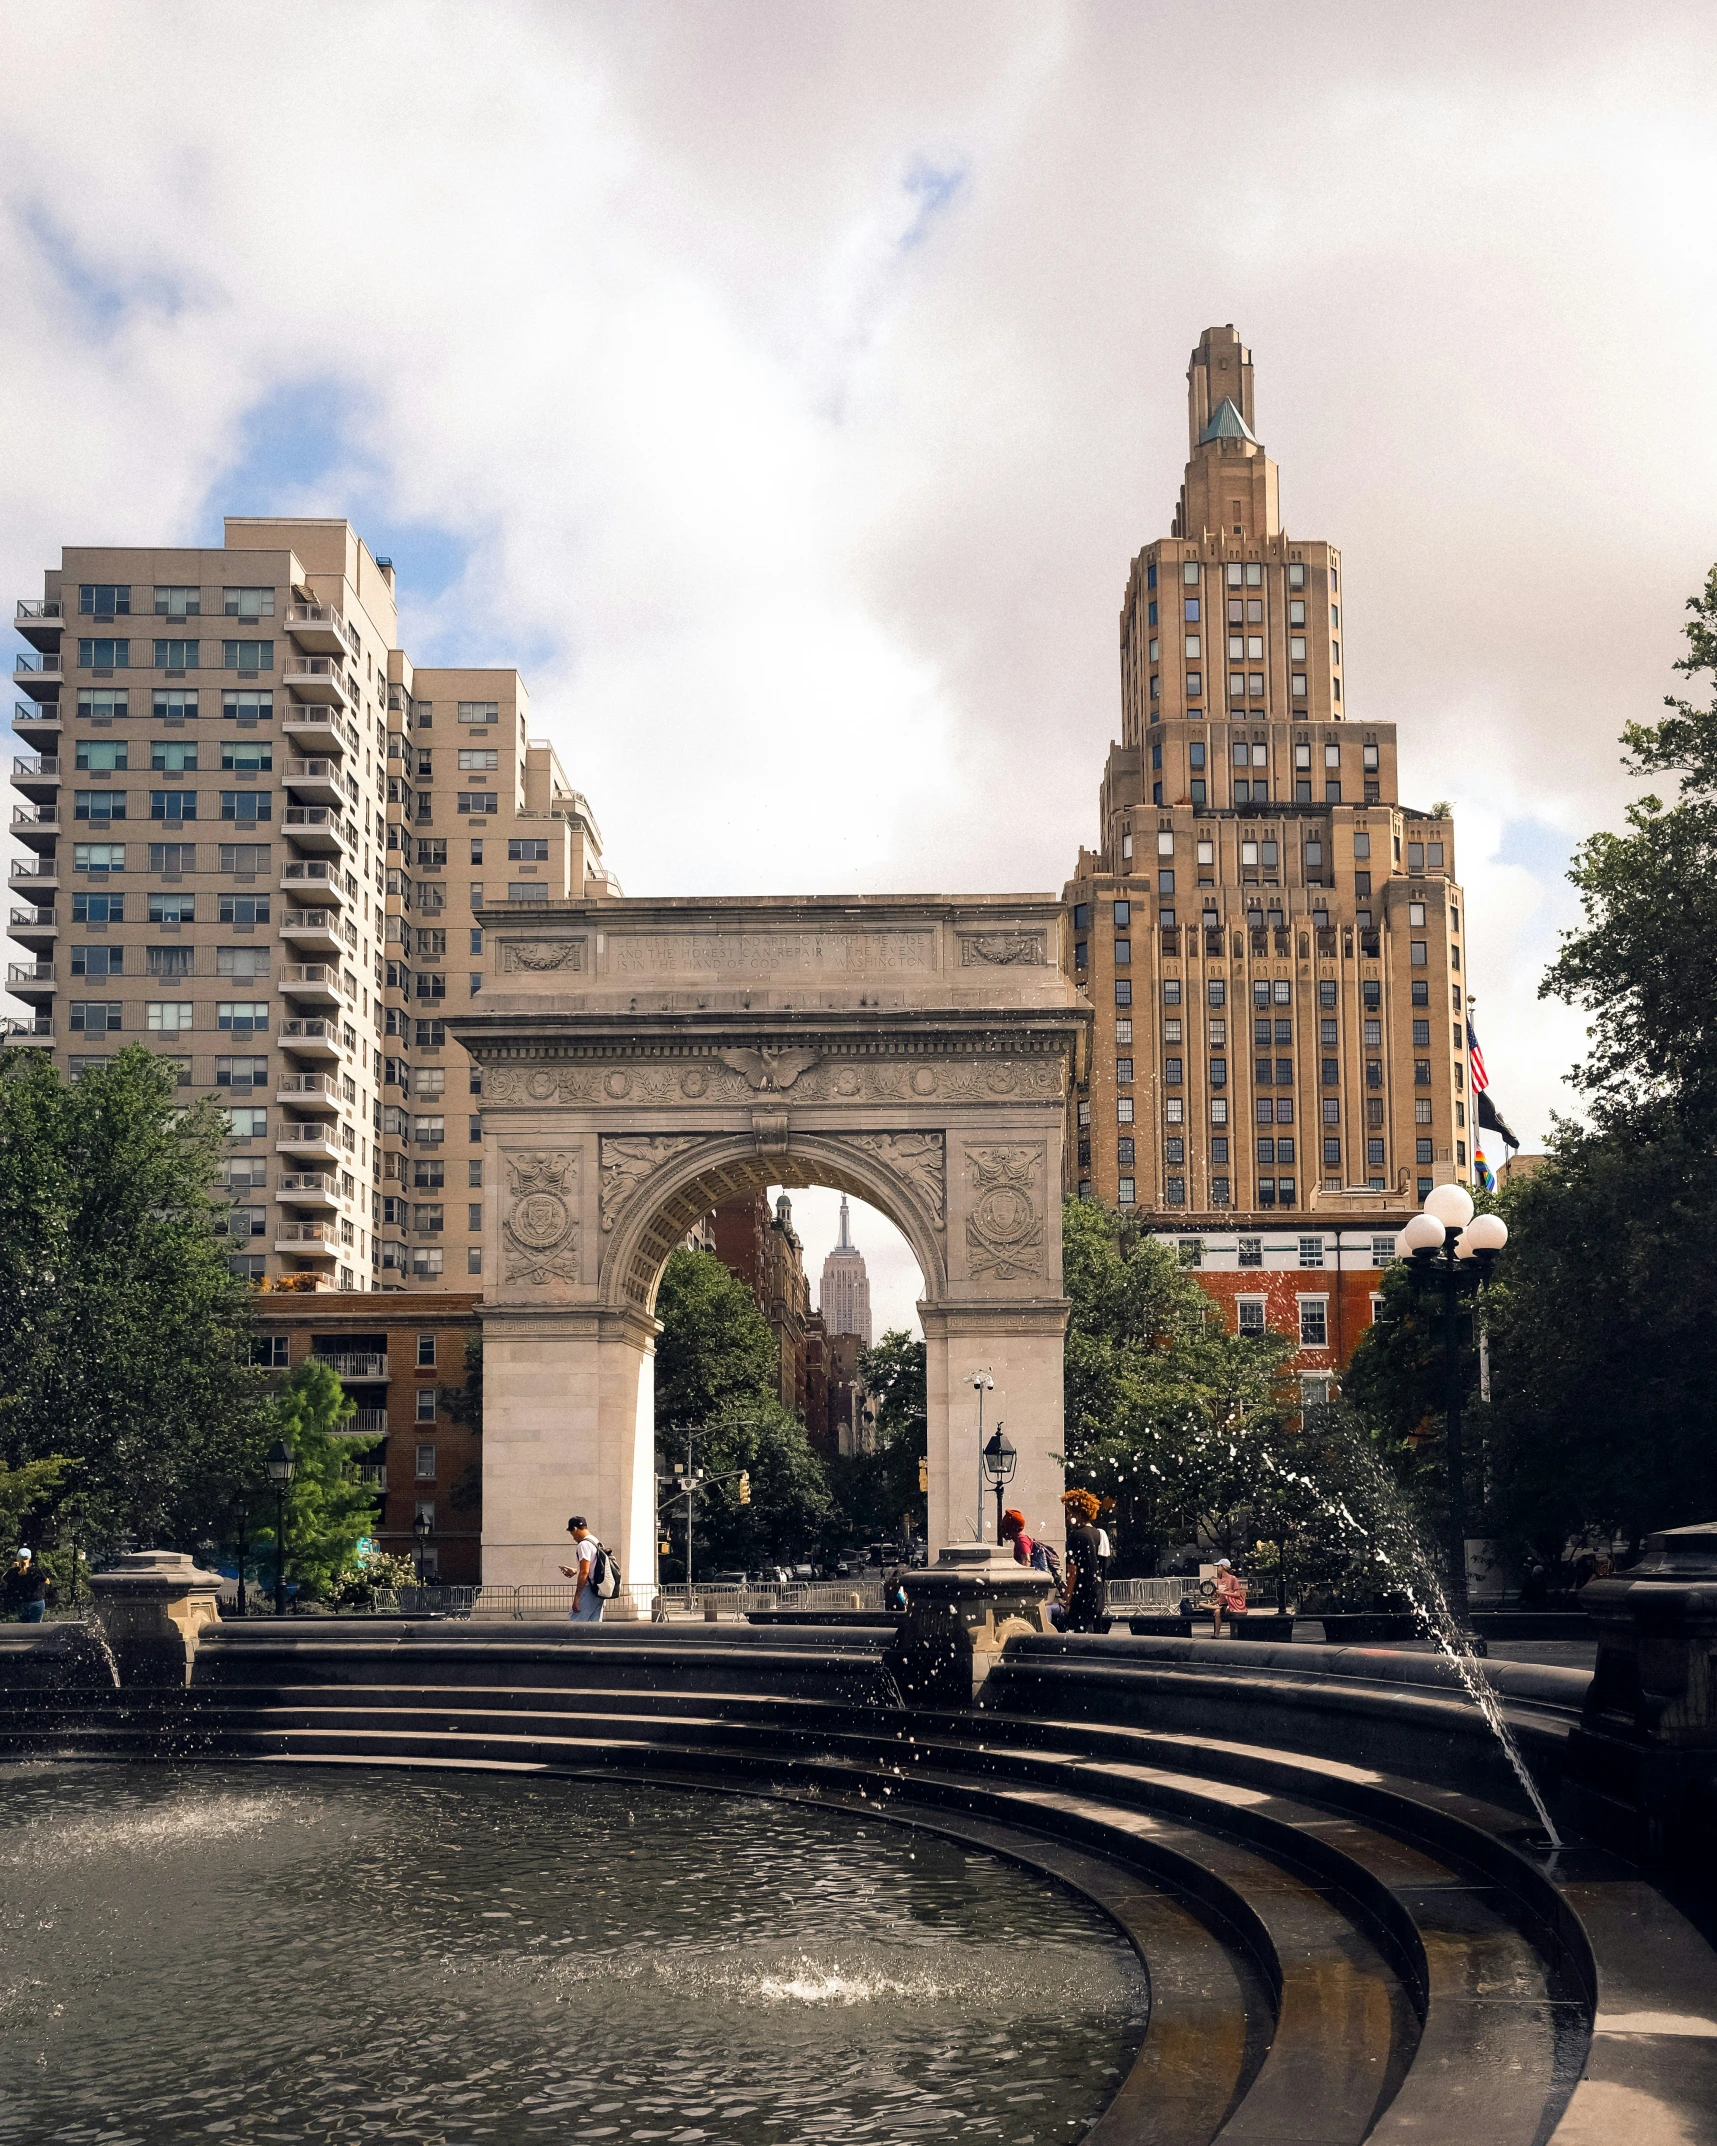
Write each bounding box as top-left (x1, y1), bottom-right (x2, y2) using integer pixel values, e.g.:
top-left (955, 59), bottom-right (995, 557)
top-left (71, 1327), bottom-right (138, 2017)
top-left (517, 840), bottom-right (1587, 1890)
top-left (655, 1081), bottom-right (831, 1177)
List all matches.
top-left (0, 1791), bottom-right (284, 1866)
top-left (1259, 1446), bottom-right (1564, 1849)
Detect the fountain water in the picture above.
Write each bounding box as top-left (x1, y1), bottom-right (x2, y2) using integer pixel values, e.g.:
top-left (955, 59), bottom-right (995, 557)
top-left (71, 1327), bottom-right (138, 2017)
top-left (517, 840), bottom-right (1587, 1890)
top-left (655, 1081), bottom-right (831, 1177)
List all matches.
top-left (1259, 1442), bottom-right (1564, 1847)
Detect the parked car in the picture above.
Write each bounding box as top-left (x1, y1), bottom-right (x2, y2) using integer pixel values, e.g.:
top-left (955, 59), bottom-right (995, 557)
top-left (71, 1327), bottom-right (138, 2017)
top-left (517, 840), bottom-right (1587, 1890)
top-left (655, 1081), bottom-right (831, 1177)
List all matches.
top-left (707, 1570), bottom-right (750, 1589)
top-left (790, 1564), bottom-right (817, 1583)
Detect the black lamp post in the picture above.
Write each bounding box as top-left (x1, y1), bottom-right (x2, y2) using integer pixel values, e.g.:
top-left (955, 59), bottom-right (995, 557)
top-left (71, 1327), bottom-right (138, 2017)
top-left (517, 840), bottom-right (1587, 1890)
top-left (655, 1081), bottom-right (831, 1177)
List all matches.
top-left (266, 1438), bottom-right (295, 1616)
top-left (1401, 1188), bottom-right (1508, 1631)
top-left (413, 1507), bottom-right (433, 1585)
top-left (981, 1426), bottom-right (1017, 1545)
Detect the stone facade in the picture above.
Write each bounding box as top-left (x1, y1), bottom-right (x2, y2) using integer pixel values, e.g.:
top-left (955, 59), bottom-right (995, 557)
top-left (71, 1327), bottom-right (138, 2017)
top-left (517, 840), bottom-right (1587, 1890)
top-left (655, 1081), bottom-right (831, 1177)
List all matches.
top-left (451, 892), bottom-right (1083, 1585)
top-left (1066, 327), bottom-right (1470, 1237)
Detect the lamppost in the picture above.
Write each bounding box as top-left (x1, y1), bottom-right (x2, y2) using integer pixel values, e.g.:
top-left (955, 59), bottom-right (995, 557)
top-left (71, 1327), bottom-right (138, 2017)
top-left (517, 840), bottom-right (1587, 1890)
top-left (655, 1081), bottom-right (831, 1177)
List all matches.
top-left (232, 1499), bottom-right (249, 1618)
top-left (413, 1507), bottom-right (433, 1585)
top-left (1398, 1183), bottom-right (1508, 1630)
top-left (266, 1438), bottom-right (295, 1617)
top-left (971, 1370), bottom-right (994, 1540)
top-left (982, 1427), bottom-right (1017, 1546)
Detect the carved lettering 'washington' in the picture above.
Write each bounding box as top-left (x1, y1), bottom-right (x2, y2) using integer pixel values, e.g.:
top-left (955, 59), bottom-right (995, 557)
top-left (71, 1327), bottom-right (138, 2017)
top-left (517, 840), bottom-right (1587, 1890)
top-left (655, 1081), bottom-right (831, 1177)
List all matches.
top-left (453, 894), bottom-right (1085, 1587)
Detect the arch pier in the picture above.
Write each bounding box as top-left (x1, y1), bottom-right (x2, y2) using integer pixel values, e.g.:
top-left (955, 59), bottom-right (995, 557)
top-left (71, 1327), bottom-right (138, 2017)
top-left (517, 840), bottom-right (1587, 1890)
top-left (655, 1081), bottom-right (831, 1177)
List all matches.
top-left (451, 894), bottom-right (1087, 1588)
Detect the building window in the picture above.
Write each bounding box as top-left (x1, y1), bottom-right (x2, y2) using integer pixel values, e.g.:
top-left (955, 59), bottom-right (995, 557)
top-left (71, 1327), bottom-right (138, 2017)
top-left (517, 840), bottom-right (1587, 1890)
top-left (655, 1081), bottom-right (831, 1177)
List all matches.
top-left (79, 584), bottom-right (132, 617)
top-left (416, 1388), bottom-right (437, 1427)
top-left (411, 1248), bottom-right (444, 1278)
top-left (1117, 1177), bottom-right (1136, 1206)
top-left (1163, 1177), bottom-right (1184, 1205)
top-left (1300, 1373), bottom-right (1332, 1408)
top-left (1238, 1298), bottom-right (1265, 1334)
top-left (78, 638), bottom-right (131, 668)
top-left (70, 1002), bottom-right (123, 1034)
top-left (217, 1001), bottom-right (268, 1035)
top-left (1164, 1098), bottom-right (1183, 1125)
top-left (458, 791), bottom-right (499, 815)
top-left (1115, 979), bottom-right (1132, 1006)
top-left (1116, 1096), bottom-right (1135, 1124)
top-left (222, 639), bottom-right (273, 672)
top-left (1299, 1298), bottom-right (1328, 1346)
top-left (1163, 1058), bottom-right (1182, 1085)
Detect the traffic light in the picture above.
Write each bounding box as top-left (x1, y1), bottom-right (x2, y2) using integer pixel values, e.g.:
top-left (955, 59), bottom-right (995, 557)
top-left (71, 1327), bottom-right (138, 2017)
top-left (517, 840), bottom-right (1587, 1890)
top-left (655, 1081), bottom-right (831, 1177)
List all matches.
top-left (737, 1471), bottom-right (751, 1505)
top-left (658, 1538), bottom-right (671, 1557)
top-left (917, 1457), bottom-right (928, 1494)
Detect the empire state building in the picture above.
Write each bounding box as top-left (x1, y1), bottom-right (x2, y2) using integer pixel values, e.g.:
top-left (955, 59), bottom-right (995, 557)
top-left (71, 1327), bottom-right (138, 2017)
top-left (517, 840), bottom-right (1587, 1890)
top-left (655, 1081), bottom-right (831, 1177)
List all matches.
top-left (818, 1197), bottom-right (873, 1347)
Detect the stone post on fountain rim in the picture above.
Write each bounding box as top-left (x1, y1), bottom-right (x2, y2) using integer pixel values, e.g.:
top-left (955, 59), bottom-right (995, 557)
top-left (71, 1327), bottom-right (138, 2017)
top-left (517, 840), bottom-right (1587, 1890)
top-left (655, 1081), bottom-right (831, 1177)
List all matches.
top-left (88, 1550), bottom-right (226, 1689)
top-left (1564, 1520), bottom-right (1717, 1865)
top-left (884, 1543), bottom-right (1057, 1709)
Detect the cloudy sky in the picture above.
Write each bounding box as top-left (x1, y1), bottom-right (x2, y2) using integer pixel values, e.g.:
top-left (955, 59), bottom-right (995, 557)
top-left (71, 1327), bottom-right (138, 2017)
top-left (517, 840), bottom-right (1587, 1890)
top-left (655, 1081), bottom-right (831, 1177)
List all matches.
top-left (5, 1), bottom-right (1716, 1327)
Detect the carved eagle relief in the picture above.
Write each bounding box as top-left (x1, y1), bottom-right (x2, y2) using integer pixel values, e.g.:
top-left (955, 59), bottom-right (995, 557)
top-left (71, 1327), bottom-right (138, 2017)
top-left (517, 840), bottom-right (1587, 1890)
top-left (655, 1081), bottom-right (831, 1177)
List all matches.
top-left (716, 1047), bottom-right (822, 1092)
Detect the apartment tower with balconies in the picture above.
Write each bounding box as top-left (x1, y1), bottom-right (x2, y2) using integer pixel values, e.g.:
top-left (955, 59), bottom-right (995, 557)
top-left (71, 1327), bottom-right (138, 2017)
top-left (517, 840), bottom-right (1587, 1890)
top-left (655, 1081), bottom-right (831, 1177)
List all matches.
top-left (7, 516), bottom-right (617, 1292)
top-left (1065, 328), bottom-right (1471, 1228)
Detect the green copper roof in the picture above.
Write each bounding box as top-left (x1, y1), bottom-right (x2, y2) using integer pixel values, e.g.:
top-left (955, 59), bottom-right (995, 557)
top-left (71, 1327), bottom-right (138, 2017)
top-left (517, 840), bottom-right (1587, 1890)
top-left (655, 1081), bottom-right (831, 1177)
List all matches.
top-left (1199, 397), bottom-right (1257, 445)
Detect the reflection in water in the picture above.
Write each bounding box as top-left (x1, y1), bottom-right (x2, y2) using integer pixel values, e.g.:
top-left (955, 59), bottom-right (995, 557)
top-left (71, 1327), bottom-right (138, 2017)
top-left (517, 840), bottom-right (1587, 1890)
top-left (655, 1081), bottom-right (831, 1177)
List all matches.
top-left (0, 1762), bottom-right (1147, 2144)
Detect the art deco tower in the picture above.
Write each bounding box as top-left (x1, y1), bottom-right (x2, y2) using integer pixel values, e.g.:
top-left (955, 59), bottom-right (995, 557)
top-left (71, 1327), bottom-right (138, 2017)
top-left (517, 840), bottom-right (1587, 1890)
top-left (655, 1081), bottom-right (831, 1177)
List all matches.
top-left (818, 1195), bottom-right (873, 1346)
top-left (1065, 327), bottom-right (1471, 1223)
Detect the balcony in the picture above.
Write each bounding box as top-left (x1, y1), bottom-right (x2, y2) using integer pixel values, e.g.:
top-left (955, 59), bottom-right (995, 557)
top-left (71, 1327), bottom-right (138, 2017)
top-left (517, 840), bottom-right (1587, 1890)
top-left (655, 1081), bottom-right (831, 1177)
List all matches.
top-left (275, 1124), bottom-right (341, 1163)
top-left (9, 906), bottom-right (56, 947)
top-left (13, 653), bottom-right (63, 703)
top-left (277, 962), bottom-right (342, 1008)
top-left (278, 1016), bottom-right (340, 1061)
top-left (280, 859), bottom-right (347, 903)
top-left (312, 1351), bottom-right (390, 1382)
top-left (11, 804), bottom-right (59, 849)
top-left (274, 1220), bottom-right (339, 1258)
top-left (7, 961), bottom-right (55, 1000)
top-left (11, 754), bottom-right (60, 801)
top-left (274, 1072), bottom-right (342, 1114)
top-left (8, 857), bottom-right (58, 893)
top-left (281, 656), bottom-right (351, 709)
top-left (14, 600), bottom-right (64, 652)
top-left (0, 1016), bottom-right (53, 1046)
top-left (283, 758), bottom-right (344, 807)
top-left (282, 805), bottom-right (352, 855)
top-left (277, 908), bottom-right (344, 955)
top-left (284, 603), bottom-right (347, 655)
top-left (13, 701), bottom-right (62, 741)
top-left (351, 1409), bottom-right (388, 1439)
top-left (276, 1171), bottom-right (340, 1209)
top-left (281, 703), bottom-right (354, 756)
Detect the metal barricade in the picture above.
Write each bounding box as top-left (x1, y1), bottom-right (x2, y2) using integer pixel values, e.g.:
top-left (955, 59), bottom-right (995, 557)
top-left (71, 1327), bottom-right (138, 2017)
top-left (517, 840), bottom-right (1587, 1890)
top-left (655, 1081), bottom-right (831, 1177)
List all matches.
top-left (1103, 1577), bottom-right (1187, 1612)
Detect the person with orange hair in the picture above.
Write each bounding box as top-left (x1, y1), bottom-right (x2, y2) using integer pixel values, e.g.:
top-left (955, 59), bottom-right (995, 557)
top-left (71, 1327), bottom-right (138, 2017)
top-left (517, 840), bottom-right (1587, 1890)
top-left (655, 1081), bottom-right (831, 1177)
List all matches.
top-left (999, 1508), bottom-right (1035, 1566)
top-left (1059, 1488), bottom-right (1107, 1633)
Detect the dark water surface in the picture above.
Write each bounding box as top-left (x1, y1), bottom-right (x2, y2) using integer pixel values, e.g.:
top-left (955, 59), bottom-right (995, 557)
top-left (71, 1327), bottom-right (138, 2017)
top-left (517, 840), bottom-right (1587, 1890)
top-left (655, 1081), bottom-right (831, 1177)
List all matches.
top-left (0, 1761), bottom-right (1147, 2145)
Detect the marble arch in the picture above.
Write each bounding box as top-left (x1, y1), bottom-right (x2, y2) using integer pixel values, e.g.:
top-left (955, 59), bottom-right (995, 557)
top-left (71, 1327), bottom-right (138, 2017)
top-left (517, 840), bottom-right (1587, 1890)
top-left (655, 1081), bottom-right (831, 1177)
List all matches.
top-left (452, 894), bottom-right (1086, 1589)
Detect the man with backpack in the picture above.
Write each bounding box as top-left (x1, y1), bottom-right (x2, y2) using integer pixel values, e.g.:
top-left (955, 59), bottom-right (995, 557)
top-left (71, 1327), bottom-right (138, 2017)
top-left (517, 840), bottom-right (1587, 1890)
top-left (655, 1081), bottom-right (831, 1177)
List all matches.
top-left (559, 1516), bottom-right (617, 1623)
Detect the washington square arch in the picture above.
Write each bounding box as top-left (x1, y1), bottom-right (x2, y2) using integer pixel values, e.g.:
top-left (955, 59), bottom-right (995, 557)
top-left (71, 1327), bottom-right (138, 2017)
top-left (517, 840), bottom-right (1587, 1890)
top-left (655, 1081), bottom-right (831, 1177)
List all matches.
top-left (450, 893), bottom-right (1086, 1588)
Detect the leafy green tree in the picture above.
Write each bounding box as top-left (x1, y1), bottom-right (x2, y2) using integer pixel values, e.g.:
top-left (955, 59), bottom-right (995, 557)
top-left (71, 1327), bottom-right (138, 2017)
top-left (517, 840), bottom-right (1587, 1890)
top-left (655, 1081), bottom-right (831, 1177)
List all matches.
top-left (654, 1248), bottom-right (779, 1431)
top-left (827, 1330), bottom-right (927, 1551)
top-left (1542, 564), bottom-right (1717, 1132)
top-left (261, 1359), bottom-right (379, 1600)
top-left (0, 1047), bottom-right (268, 1554)
top-left (651, 1247), bottom-right (832, 1572)
top-left (1060, 1199), bottom-right (1297, 1572)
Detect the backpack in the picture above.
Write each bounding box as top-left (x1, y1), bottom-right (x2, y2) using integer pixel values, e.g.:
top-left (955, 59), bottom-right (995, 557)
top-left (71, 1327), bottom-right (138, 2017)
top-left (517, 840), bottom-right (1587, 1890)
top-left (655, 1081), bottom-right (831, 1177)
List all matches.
top-left (590, 1542), bottom-right (621, 1598)
top-left (1030, 1541), bottom-right (1063, 1584)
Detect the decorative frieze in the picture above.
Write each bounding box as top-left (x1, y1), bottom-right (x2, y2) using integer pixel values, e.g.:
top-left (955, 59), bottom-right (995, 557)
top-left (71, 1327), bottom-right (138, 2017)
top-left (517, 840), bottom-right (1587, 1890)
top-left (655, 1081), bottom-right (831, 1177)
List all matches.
top-left (482, 1052), bottom-right (1063, 1109)
top-left (599, 1134), bottom-right (708, 1232)
top-left (965, 1144), bottom-right (1044, 1280)
top-left (502, 1150), bottom-right (580, 1285)
top-left (958, 930), bottom-right (1047, 967)
top-left (500, 941), bottom-right (586, 974)
top-left (845, 1132), bottom-right (946, 1230)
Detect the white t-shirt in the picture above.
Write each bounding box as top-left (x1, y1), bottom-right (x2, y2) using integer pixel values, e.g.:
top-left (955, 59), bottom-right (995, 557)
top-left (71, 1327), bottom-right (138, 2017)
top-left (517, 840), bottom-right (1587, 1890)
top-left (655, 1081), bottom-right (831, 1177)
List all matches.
top-left (575, 1536), bottom-right (598, 1590)
top-left (1096, 1529), bottom-right (1112, 1560)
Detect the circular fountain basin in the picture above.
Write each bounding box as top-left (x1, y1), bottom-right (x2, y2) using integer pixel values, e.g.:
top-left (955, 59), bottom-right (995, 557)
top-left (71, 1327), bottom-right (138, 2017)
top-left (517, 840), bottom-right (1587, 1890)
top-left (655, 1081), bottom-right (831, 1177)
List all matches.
top-left (0, 1761), bottom-right (1148, 2144)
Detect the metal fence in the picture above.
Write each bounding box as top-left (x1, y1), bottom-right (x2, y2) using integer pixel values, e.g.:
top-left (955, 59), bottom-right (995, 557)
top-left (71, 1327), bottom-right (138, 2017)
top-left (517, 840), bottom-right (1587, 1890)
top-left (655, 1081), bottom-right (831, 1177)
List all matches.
top-left (1102, 1577), bottom-right (1188, 1612)
top-left (383, 1577), bottom-right (889, 1622)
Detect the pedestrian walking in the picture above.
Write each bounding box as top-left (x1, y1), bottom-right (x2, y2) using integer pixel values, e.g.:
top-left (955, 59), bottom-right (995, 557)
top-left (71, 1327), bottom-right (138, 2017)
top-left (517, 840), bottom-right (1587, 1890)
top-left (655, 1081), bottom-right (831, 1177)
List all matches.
top-left (558, 1516), bottom-right (608, 1623)
top-left (1059, 1490), bottom-right (1107, 1633)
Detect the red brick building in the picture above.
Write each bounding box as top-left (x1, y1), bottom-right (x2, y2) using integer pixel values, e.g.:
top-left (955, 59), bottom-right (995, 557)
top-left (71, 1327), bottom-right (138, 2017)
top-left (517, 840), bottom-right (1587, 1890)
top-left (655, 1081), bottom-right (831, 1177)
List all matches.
top-left (252, 1289), bottom-right (483, 1582)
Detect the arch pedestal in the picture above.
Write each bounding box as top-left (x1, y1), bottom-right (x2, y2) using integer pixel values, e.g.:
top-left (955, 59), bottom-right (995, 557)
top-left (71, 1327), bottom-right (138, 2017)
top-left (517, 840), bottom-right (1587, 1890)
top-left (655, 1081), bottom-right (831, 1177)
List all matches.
top-left (451, 895), bottom-right (1086, 1588)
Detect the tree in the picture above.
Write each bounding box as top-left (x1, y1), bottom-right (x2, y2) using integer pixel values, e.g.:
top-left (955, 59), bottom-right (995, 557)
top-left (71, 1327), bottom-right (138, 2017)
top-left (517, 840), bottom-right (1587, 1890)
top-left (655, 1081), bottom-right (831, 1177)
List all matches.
top-left (1542, 565), bottom-right (1717, 1133)
top-left (827, 1330), bottom-right (926, 1549)
top-left (654, 1248), bottom-right (779, 1430)
top-left (264, 1359), bottom-right (380, 1600)
top-left (0, 1047), bottom-right (269, 1555)
top-left (1059, 1199), bottom-right (1297, 1572)
top-left (651, 1247), bottom-right (832, 1571)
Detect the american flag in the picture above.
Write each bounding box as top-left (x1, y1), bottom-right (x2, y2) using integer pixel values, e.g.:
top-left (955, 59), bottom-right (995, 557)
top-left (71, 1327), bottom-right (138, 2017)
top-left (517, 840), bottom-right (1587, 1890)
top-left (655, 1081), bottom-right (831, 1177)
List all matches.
top-left (1466, 1020), bottom-right (1489, 1095)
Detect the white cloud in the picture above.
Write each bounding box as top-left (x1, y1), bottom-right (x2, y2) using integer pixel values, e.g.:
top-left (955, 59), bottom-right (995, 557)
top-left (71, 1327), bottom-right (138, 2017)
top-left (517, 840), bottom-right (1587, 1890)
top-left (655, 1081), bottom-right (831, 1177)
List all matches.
top-left (5, 0), bottom-right (1717, 1131)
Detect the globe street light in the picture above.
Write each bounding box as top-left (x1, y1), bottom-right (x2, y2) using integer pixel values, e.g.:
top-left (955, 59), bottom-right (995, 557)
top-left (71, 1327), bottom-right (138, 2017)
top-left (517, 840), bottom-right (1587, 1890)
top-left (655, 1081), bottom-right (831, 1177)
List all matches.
top-left (1398, 1190), bottom-right (1508, 1632)
top-left (413, 1507), bottom-right (434, 1586)
top-left (266, 1438), bottom-right (295, 1617)
top-left (982, 1427), bottom-right (1017, 1545)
